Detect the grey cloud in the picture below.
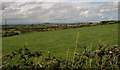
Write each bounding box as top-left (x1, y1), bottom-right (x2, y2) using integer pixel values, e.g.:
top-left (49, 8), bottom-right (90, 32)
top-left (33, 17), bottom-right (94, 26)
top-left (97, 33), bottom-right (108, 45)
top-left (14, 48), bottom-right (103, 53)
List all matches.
top-left (1, 2), bottom-right (118, 23)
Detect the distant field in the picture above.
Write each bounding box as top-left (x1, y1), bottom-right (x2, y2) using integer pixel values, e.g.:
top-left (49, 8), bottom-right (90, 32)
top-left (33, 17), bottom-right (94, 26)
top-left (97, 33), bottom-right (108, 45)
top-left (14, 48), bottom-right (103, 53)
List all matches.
top-left (2, 24), bottom-right (118, 58)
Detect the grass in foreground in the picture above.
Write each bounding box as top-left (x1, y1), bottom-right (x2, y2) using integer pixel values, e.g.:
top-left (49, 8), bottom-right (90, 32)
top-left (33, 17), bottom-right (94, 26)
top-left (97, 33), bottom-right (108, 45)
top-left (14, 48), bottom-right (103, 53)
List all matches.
top-left (1, 44), bottom-right (120, 69)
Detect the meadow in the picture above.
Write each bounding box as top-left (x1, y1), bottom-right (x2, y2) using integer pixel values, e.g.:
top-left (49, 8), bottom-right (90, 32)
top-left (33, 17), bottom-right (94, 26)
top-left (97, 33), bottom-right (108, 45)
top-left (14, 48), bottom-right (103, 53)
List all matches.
top-left (2, 24), bottom-right (118, 58)
top-left (1, 24), bottom-right (119, 69)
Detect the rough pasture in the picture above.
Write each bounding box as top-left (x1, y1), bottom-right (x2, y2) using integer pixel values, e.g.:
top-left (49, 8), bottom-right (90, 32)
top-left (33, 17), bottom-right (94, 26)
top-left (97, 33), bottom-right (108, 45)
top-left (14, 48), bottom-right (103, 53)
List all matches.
top-left (2, 24), bottom-right (118, 58)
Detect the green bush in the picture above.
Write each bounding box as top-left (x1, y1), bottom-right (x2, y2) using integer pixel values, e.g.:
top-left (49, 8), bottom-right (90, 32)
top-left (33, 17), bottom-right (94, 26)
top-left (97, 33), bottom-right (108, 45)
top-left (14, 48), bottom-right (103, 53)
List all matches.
top-left (2, 31), bottom-right (19, 37)
top-left (1, 44), bottom-right (120, 69)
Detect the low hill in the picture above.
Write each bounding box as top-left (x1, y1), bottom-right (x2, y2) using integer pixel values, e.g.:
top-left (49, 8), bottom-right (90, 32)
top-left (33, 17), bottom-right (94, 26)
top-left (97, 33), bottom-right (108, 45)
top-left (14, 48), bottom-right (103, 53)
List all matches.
top-left (2, 24), bottom-right (118, 58)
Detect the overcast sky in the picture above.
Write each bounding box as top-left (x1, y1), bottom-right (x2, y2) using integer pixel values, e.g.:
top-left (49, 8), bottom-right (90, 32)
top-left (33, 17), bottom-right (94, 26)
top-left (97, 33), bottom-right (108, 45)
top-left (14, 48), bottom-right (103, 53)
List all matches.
top-left (1, 0), bottom-right (119, 24)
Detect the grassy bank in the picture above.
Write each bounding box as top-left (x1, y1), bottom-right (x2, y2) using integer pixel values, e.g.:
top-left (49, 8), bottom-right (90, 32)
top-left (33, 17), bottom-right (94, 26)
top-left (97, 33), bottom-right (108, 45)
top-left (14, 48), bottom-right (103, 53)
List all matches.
top-left (2, 24), bottom-right (118, 58)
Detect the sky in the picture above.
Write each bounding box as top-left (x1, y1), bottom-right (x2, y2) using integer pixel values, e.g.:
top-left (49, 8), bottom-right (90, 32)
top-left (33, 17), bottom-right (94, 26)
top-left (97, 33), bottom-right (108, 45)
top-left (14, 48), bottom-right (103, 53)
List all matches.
top-left (1, 0), bottom-right (119, 24)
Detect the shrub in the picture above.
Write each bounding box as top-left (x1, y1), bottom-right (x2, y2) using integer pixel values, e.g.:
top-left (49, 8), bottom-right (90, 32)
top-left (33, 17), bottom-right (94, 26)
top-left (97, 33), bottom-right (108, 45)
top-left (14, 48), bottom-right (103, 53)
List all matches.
top-left (1, 44), bottom-right (120, 69)
top-left (2, 31), bottom-right (19, 37)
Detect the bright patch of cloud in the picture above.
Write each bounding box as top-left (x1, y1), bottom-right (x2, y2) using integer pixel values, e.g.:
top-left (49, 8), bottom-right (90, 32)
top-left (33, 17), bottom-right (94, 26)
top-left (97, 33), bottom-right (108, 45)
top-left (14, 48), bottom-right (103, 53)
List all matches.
top-left (2, 0), bottom-right (120, 2)
top-left (1, 1), bottom-right (118, 24)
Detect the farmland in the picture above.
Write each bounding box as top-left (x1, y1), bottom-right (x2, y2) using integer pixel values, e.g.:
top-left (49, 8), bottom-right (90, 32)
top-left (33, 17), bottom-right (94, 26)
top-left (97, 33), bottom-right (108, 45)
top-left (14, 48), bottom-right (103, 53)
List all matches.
top-left (2, 24), bottom-right (118, 58)
top-left (1, 1), bottom-right (120, 69)
top-left (1, 23), bottom-right (119, 69)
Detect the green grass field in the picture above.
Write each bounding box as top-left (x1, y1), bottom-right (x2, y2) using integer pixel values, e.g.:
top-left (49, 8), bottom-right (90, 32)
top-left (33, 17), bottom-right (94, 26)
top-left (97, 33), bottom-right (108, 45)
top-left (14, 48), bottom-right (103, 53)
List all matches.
top-left (2, 24), bottom-right (118, 58)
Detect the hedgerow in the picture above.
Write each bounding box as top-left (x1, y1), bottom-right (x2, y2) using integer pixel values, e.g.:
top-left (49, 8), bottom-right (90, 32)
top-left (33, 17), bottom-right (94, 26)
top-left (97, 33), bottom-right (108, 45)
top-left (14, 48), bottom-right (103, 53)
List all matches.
top-left (1, 44), bottom-right (120, 70)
